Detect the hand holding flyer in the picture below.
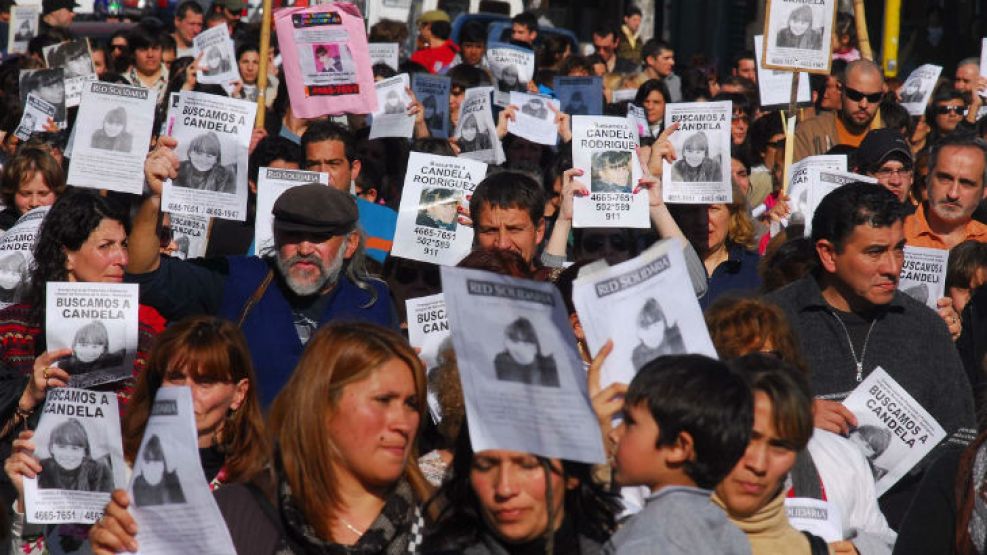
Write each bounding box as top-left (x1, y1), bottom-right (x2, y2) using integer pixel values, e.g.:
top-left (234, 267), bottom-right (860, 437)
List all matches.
top-left (507, 92), bottom-right (561, 146)
top-left (391, 152), bottom-right (485, 266)
top-left (128, 387), bottom-right (237, 554)
top-left (661, 101), bottom-right (733, 204)
top-left (571, 115), bottom-right (648, 228)
top-left (19, 69), bottom-right (66, 127)
top-left (762, 0), bottom-right (838, 74)
top-left (15, 93), bottom-right (56, 141)
top-left (784, 154), bottom-right (847, 225)
top-left (842, 367), bottom-right (946, 497)
top-left (23, 388), bottom-right (126, 524)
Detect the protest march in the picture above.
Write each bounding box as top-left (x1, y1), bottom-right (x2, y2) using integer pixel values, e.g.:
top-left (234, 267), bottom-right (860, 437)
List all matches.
top-left (0, 0), bottom-right (987, 553)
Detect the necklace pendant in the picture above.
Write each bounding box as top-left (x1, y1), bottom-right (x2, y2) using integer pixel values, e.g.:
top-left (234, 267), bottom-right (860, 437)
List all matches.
top-left (855, 362), bottom-right (863, 382)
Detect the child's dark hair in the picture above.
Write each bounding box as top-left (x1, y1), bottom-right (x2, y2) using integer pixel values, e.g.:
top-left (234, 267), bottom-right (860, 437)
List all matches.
top-left (624, 354), bottom-right (753, 489)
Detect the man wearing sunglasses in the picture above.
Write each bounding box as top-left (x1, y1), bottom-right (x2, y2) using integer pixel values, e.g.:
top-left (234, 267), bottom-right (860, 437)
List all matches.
top-left (794, 59), bottom-right (884, 162)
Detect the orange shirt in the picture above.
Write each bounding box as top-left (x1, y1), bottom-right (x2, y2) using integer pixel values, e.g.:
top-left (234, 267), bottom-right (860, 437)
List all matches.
top-left (904, 204), bottom-right (987, 249)
top-left (834, 116), bottom-right (870, 148)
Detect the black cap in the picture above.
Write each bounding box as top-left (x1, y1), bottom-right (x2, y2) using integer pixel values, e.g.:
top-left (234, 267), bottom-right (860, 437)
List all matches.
top-left (42, 0), bottom-right (78, 15)
top-left (272, 184), bottom-right (357, 236)
top-left (854, 128), bottom-right (913, 171)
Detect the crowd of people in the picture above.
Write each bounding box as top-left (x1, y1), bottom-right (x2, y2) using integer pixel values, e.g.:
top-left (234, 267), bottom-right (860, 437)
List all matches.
top-left (0, 0), bottom-right (983, 553)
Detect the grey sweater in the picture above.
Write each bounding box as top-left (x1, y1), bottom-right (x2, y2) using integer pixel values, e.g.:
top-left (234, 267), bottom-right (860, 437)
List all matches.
top-left (603, 486), bottom-right (750, 555)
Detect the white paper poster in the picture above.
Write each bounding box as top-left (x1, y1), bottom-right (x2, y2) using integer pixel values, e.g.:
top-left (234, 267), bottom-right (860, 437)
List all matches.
top-left (193, 25), bottom-right (239, 86)
top-left (167, 214), bottom-right (211, 260)
top-left (572, 239), bottom-right (717, 389)
top-left (254, 167), bottom-right (330, 255)
top-left (7, 5), bottom-right (40, 55)
top-left (67, 81), bottom-right (157, 194)
top-left (571, 115), bottom-right (647, 229)
top-left (46, 282), bottom-right (139, 389)
top-left (454, 86), bottom-right (504, 165)
top-left (785, 498), bottom-right (843, 543)
top-left (43, 39), bottom-right (97, 108)
top-left (391, 152), bottom-right (484, 266)
top-left (754, 35), bottom-right (810, 107)
top-left (899, 64), bottom-right (943, 116)
top-left (507, 92), bottom-right (559, 146)
top-left (0, 206), bottom-right (48, 310)
top-left (762, 0), bottom-right (837, 73)
top-left (842, 367), bottom-right (947, 497)
top-left (24, 388), bottom-right (125, 524)
top-left (485, 42), bottom-right (534, 105)
top-left (128, 387), bottom-right (237, 554)
top-left (442, 266), bottom-right (606, 465)
top-left (662, 101), bottom-right (733, 204)
top-left (802, 169), bottom-right (876, 237)
top-left (785, 154), bottom-right (847, 225)
top-left (162, 91), bottom-right (256, 222)
top-left (898, 246), bottom-right (947, 309)
top-left (406, 293), bottom-right (451, 423)
top-left (15, 93), bottom-right (55, 141)
top-left (19, 68), bottom-right (66, 127)
top-left (369, 73), bottom-right (415, 139)
top-left (368, 42), bottom-right (399, 71)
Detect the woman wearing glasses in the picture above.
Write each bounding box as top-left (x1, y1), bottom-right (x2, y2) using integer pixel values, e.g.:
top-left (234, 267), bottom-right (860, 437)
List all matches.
top-left (924, 87), bottom-right (976, 147)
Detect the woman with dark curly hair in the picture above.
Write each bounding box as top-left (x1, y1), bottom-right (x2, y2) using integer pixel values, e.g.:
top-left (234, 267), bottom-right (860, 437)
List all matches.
top-left (0, 191), bottom-right (166, 440)
top-left (422, 424), bottom-right (621, 554)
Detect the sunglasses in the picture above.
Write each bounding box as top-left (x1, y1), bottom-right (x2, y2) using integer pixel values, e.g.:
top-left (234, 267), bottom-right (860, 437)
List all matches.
top-left (844, 87), bottom-right (883, 103)
top-left (393, 265), bottom-right (441, 287)
top-left (768, 139), bottom-right (786, 149)
top-left (935, 105), bottom-right (967, 116)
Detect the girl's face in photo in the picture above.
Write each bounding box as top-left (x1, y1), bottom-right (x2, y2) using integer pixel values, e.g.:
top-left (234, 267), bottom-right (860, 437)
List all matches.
top-left (684, 145), bottom-right (706, 168)
top-left (74, 339), bottom-right (106, 362)
top-left (462, 121), bottom-right (478, 141)
top-left (505, 337), bottom-right (537, 365)
top-left (639, 319), bottom-right (666, 348)
top-left (52, 442), bottom-right (85, 470)
top-left (103, 117), bottom-right (124, 138)
top-left (65, 54), bottom-right (91, 77)
top-left (142, 459), bottom-right (165, 484)
top-left (789, 16), bottom-right (810, 36)
top-left (190, 147), bottom-right (218, 171)
top-left (36, 80), bottom-right (64, 105)
top-left (0, 267), bottom-right (20, 289)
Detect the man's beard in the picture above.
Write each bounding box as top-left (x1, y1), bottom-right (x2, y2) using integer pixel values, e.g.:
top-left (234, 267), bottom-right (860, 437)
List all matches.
top-left (276, 240), bottom-right (347, 296)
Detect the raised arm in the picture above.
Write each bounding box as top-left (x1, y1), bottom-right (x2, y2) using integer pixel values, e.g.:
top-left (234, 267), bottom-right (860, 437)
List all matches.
top-left (130, 136), bottom-right (179, 275)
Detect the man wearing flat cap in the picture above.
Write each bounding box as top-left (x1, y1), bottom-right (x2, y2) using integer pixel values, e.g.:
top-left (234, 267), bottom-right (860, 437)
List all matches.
top-left (40, 0), bottom-right (76, 33)
top-left (130, 142), bottom-right (396, 406)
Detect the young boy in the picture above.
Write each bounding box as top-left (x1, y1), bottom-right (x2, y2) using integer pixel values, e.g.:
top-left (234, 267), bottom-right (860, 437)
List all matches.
top-left (603, 354), bottom-right (754, 554)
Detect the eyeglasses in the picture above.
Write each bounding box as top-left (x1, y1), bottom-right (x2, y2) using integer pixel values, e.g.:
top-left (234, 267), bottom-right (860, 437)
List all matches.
top-left (873, 167), bottom-right (913, 179)
top-left (843, 87), bottom-right (883, 103)
top-left (935, 105), bottom-right (967, 116)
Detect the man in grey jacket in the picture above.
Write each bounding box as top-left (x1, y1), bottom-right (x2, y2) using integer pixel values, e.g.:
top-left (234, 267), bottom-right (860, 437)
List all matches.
top-left (767, 182), bottom-right (976, 529)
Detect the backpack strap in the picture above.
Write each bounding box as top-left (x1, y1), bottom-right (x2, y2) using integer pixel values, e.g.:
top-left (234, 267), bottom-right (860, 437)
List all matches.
top-left (802, 531), bottom-right (831, 555)
top-left (237, 269), bottom-right (274, 327)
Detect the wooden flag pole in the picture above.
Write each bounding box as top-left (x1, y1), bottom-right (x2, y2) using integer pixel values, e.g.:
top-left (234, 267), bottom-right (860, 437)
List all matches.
top-left (254, 0), bottom-right (274, 129)
top-left (853, 0), bottom-right (873, 61)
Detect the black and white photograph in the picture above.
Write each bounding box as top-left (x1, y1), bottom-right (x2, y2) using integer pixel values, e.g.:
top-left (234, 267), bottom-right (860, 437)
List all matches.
top-left (567, 91), bottom-right (589, 115)
top-left (19, 68), bottom-right (66, 124)
top-left (132, 435), bottom-right (186, 507)
top-left (454, 87), bottom-right (503, 165)
top-left (413, 73), bottom-right (451, 139)
top-left (15, 93), bottom-right (56, 140)
top-left (12, 12), bottom-right (35, 42)
top-left (0, 252), bottom-right (28, 304)
top-left (201, 45), bottom-right (232, 78)
top-left (392, 152), bottom-right (485, 266)
top-left (193, 24), bottom-right (239, 86)
top-left (493, 317), bottom-right (560, 388)
top-left (127, 387), bottom-right (237, 552)
top-left (67, 81), bottom-right (156, 194)
top-left (441, 266), bottom-right (606, 464)
top-left (521, 97), bottom-right (549, 119)
top-left (415, 187), bottom-right (460, 232)
top-left (0, 206), bottom-right (47, 309)
top-left (173, 131), bottom-right (237, 193)
top-left (662, 101), bottom-right (733, 203)
top-left (507, 92), bottom-right (560, 145)
top-left (898, 245), bottom-right (947, 309)
top-left (572, 240), bottom-right (718, 388)
top-left (898, 64), bottom-right (943, 116)
top-left (37, 418), bottom-right (114, 493)
top-left (458, 113), bottom-right (492, 153)
top-left (369, 74), bottom-right (414, 139)
top-left (774, 4), bottom-right (823, 50)
top-left (89, 106), bottom-right (134, 152)
top-left (670, 131), bottom-right (722, 182)
top-left (44, 40), bottom-right (95, 78)
top-left (23, 387), bottom-right (125, 524)
top-left (630, 298), bottom-right (687, 372)
top-left (8, 5), bottom-right (39, 55)
top-left (842, 368), bottom-right (947, 496)
top-left (590, 151), bottom-right (634, 194)
top-left (486, 43), bottom-right (535, 100)
top-left (46, 281), bottom-right (139, 388)
top-left (763, 0), bottom-right (836, 73)
top-left (59, 320), bottom-right (126, 377)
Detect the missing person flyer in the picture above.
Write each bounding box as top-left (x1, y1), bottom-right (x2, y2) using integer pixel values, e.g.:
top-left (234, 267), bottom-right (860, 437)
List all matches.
top-left (571, 115), bottom-right (647, 229)
top-left (485, 42), bottom-right (535, 106)
top-left (254, 167), bottom-right (330, 255)
top-left (42, 39), bottom-right (96, 108)
top-left (507, 92), bottom-right (560, 146)
top-left (899, 64), bottom-right (943, 116)
top-left (23, 388), bottom-right (125, 524)
top-left (0, 206), bottom-right (49, 310)
top-left (368, 42), bottom-right (399, 71)
top-left (406, 292), bottom-right (452, 424)
top-left (662, 101), bottom-right (733, 204)
top-left (784, 154), bottom-right (846, 226)
top-left (46, 282), bottom-right (139, 389)
top-left (803, 169), bottom-right (875, 237)
top-left (167, 214), bottom-right (211, 260)
top-left (898, 246), bottom-right (947, 309)
top-left (412, 72), bottom-right (451, 139)
top-left (194, 24), bottom-right (239, 86)
top-left (369, 73), bottom-right (414, 139)
top-left (556, 76), bottom-right (603, 116)
top-left (14, 93), bottom-right (55, 141)
top-left (842, 367), bottom-right (946, 497)
top-left (441, 266), bottom-right (606, 465)
top-left (454, 86), bottom-right (504, 165)
top-left (762, 0), bottom-right (837, 74)
top-left (162, 91), bottom-right (256, 222)
top-left (8, 5), bottom-right (40, 55)
top-left (753, 35), bottom-right (810, 108)
top-left (391, 152), bottom-right (486, 266)
top-left (67, 81), bottom-right (157, 194)
top-left (572, 239), bottom-right (717, 389)
top-left (129, 387), bottom-right (237, 554)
